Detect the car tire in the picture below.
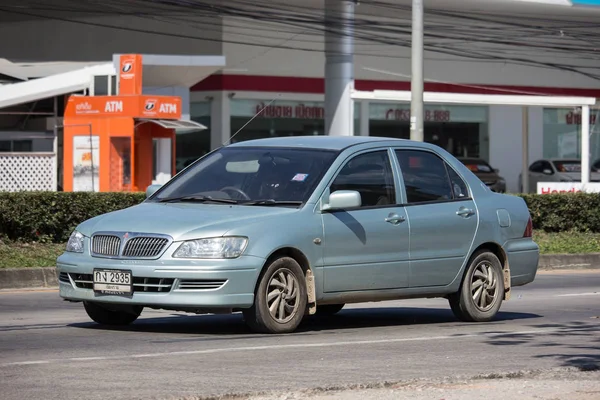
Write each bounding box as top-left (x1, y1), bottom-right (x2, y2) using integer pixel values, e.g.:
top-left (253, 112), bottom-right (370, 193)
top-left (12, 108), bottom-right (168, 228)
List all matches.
top-left (83, 301), bottom-right (142, 326)
top-left (448, 250), bottom-right (505, 323)
top-left (243, 257), bottom-right (307, 334)
top-left (316, 304), bottom-right (345, 315)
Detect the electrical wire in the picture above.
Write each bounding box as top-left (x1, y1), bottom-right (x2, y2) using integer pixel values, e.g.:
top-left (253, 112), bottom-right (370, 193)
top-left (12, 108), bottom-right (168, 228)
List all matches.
top-left (1, 0), bottom-right (599, 87)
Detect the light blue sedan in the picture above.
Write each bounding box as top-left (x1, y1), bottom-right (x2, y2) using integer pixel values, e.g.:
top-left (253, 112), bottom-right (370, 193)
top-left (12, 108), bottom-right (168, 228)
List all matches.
top-left (57, 136), bottom-right (539, 334)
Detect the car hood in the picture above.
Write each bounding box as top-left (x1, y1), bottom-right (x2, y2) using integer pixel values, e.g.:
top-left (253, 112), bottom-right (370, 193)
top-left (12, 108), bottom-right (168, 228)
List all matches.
top-left (77, 202), bottom-right (299, 241)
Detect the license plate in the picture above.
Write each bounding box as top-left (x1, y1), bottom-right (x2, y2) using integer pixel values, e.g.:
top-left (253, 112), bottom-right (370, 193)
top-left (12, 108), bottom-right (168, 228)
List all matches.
top-left (93, 269), bottom-right (132, 295)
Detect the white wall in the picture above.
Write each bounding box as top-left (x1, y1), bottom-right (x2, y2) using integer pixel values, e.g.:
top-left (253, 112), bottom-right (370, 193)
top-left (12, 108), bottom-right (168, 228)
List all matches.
top-left (489, 106), bottom-right (544, 192)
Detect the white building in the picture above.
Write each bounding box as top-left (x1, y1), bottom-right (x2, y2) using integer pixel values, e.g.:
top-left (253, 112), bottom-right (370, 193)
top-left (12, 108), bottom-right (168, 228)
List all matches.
top-left (0, 0), bottom-right (599, 192)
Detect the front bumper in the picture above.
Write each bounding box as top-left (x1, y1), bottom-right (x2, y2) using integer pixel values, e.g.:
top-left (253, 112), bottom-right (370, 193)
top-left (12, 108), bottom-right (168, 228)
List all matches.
top-left (57, 252), bottom-right (265, 310)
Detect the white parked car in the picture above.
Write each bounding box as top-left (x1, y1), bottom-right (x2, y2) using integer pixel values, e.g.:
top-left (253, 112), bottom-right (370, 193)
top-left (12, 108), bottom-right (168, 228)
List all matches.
top-left (518, 158), bottom-right (600, 193)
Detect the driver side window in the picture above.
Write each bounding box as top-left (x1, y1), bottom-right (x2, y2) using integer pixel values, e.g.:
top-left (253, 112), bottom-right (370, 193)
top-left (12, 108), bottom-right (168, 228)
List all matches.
top-left (330, 151), bottom-right (396, 207)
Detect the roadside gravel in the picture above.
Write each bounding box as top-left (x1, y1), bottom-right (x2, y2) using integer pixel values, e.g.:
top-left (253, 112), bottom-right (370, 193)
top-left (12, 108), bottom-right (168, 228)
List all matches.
top-left (176, 368), bottom-right (600, 400)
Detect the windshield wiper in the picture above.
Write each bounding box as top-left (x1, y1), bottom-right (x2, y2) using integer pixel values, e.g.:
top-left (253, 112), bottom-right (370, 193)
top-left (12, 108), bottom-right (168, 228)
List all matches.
top-left (158, 195), bottom-right (239, 204)
top-left (242, 199), bottom-right (303, 206)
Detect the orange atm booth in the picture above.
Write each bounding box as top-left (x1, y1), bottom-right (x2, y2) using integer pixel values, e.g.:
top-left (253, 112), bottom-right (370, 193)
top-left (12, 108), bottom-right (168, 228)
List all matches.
top-left (63, 54), bottom-right (205, 192)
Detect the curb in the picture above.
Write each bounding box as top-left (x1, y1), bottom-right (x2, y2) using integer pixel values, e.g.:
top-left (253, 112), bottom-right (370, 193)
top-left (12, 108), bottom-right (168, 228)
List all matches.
top-left (1, 254), bottom-right (599, 290)
top-left (0, 267), bottom-right (59, 290)
top-left (538, 253), bottom-right (600, 270)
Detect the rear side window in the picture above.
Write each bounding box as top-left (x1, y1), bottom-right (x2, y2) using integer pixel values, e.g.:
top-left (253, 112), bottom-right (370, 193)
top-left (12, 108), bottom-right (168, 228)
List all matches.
top-left (447, 166), bottom-right (469, 199)
top-left (395, 150), bottom-right (467, 203)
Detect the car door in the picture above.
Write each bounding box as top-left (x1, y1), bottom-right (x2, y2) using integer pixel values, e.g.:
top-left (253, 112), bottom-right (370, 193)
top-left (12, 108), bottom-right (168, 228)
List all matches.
top-left (321, 149), bottom-right (410, 292)
top-left (394, 149), bottom-right (478, 288)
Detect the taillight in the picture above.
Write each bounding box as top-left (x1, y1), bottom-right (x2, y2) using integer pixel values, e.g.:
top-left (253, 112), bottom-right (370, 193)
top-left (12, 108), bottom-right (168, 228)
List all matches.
top-left (523, 216), bottom-right (533, 238)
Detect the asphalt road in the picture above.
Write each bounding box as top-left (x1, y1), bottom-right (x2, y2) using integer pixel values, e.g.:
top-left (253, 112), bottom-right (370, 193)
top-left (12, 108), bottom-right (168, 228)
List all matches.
top-left (0, 271), bottom-right (599, 400)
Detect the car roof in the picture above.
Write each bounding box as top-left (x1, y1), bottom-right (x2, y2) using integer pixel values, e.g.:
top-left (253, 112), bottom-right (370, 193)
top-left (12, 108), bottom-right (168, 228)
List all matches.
top-left (227, 135), bottom-right (425, 151)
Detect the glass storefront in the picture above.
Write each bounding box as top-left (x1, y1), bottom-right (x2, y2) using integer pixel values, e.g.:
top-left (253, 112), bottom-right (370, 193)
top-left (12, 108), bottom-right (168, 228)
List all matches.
top-left (542, 108), bottom-right (600, 163)
top-left (369, 103), bottom-right (489, 160)
top-left (229, 99), bottom-right (360, 142)
top-left (186, 97), bottom-right (490, 168)
top-left (176, 102), bottom-right (211, 172)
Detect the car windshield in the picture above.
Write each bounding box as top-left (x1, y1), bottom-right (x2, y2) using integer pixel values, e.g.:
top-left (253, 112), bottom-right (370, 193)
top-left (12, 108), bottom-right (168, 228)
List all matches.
top-left (461, 159), bottom-right (494, 173)
top-left (151, 146), bottom-right (339, 205)
top-left (553, 161), bottom-right (581, 173)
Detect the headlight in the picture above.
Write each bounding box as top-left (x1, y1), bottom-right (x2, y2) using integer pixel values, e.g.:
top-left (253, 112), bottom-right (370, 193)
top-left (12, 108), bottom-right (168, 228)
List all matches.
top-left (173, 237), bottom-right (248, 259)
top-left (66, 230), bottom-right (85, 253)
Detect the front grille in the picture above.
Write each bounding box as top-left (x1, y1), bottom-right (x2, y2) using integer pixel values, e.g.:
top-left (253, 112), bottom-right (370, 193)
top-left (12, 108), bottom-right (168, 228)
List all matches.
top-left (177, 279), bottom-right (227, 290)
top-left (133, 277), bottom-right (174, 293)
top-left (123, 237), bottom-right (169, 258)
top-left (69, 273), bottom-right (93, 289)
top-left (58, 272), bottom-right (70, 283)
top-left (67, 273), bottom-right (174, 293)
top-left (90, 232), bottom-right (171, 259)
top-left (92, 235), bottom-right (121, 257)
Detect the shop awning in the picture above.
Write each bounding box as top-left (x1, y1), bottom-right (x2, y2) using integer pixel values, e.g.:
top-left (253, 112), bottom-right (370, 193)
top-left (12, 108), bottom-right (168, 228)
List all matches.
top-left (136, 118), bottom-right (207, 134)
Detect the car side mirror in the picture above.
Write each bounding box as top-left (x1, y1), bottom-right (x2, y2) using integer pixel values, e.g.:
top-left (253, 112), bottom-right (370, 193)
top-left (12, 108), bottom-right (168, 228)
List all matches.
top-left (542, 169), bottom-right (553, 175)
top-left (145, 184), bottom-right (162, 198)
top-left (493, 168), bottom-right (499, 173)
top-left (322, 190), bottom-right (362, 211)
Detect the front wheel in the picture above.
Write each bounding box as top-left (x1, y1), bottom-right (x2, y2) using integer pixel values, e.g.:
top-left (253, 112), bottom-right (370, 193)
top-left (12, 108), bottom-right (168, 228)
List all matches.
top-left (83, 301), bottom-right (142, 326)
top-left (448, 250), bottom-right (505, 323)
top-left (243, 257), bottom-right (307, 334)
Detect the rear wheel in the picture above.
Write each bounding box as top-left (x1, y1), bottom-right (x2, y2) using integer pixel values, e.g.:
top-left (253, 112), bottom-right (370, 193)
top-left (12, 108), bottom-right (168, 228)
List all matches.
top-left (316, 304), bottom-right (345, 315)
top-left (448, 250), bottom-right (504, 322)
top-left (83, 301), bottom-right (142, 326)
top-left (243, 257), bottom-right (307, 334)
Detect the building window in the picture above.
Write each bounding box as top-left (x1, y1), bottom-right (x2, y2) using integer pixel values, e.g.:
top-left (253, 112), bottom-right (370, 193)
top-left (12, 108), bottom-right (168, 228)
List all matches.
top-left (369, 103), bottom-right (489, 160)
top-left (542, 108), bottom-right (600, 163)
top-left (230, 99), bottom-right (361, 142)
top-left (0, 139), bottom-right (34, 152)
top-left (178, 102), bottom-right (211, 173)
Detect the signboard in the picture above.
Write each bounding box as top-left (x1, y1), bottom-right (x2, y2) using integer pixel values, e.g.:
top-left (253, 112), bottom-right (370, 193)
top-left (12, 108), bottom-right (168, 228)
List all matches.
top-left (369, 103), bottom-right (488, 123)
top-left (118, 54), bottom-right (143, 96)
top-left (537, 182), bottom-right (600, 194)
top-left (231, 100), bottom-right (359, 120)
top-left (230, 99), bottom-right (487, 123)
top-left (64, 95), bottom-right (182, 120)
top-left (73, 135), bottom-right (100, 192)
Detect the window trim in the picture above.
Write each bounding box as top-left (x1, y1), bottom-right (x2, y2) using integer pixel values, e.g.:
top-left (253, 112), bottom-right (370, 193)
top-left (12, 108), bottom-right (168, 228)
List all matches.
top-left (319, 147), bottom-right (402, 212)
top-left (392, 148), bottom-right (474, 207)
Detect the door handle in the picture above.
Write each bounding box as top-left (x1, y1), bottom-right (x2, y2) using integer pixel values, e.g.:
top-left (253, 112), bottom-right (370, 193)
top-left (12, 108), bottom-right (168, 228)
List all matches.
top-left (385, 213), bottom-right (406, 225)
top-left (456, 208), bottom-right (474, 217)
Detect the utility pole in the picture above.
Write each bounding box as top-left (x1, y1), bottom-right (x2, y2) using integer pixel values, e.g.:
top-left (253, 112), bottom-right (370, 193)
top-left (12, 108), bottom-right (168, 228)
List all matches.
top-left (410, 0), bottom-right (424, 142)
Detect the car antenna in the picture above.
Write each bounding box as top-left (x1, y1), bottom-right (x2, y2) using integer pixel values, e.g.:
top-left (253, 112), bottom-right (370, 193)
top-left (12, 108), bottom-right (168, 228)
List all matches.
top-left (223, 93), bottom-right (282, 146)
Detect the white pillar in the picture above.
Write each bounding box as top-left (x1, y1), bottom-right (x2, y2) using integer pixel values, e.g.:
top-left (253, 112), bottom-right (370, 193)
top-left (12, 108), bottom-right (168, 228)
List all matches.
top-left (324, 0), bottom-right (354, 136)
top-left (210, 92), bottom-right (231, 149)
top-left (52, 96), bottom-right (58, 191)
top-left (581, 105), bottom-right (591, 184)
top-left (153, 138), bottom-right (172, 185)
top-left (359, 100), bottom-right (370, 136)
top-left (521, 106), bottom-right (529, 193)
top-left (410, 0), bottom-right (424, 142)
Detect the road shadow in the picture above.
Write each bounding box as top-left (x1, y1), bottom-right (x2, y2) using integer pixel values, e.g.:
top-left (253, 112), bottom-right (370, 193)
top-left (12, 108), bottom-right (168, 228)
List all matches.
top-left (67, 306), bottom-right (541, 339)
top-left (482, 320), bottom-right (600, 371)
